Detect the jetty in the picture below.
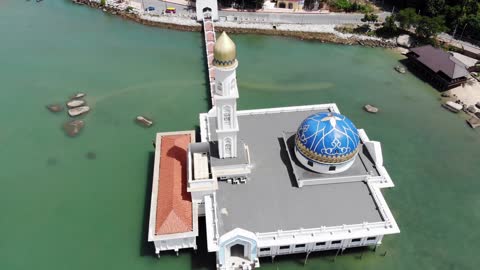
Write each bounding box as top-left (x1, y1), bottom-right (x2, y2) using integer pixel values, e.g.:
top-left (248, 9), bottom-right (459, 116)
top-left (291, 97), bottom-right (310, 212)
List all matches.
top-left (202, 12), bottom-right (216, 106)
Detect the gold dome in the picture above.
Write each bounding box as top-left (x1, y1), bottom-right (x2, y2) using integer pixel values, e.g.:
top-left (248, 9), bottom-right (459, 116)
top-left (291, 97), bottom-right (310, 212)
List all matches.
top-left (213, 32), bottom-right (236, 67)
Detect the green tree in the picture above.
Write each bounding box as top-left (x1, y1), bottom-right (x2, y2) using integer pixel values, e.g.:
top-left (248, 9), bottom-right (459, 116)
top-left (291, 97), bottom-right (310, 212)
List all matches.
top-left (361, 13), bottom-right (378, 24)
top-left (331, 0), bottom-right (351, 11)
top-left (425, 0), bottom-right (445, 16)
top-left (383, 15), bottom-right (398, 32)
top-left (396, 8), bottom-right (420, 29)
top-left (416, 16), bottom-right (447, 39)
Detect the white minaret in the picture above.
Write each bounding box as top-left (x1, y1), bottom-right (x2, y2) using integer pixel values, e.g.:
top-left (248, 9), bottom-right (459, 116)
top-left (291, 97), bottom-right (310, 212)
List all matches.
top-left (212, 32), bottom-right (239, 159)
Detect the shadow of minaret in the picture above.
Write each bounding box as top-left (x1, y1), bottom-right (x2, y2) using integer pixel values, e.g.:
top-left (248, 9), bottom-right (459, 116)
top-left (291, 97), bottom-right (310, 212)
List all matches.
top-left (200, 22), bottom-right (214, 109)
top-left (190, 216), bottom-right (217, 269)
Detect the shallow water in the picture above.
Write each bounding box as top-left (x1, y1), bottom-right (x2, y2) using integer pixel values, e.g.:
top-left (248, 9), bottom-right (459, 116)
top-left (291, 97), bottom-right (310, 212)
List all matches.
top-left (1, 1), bottom-right (479, 270)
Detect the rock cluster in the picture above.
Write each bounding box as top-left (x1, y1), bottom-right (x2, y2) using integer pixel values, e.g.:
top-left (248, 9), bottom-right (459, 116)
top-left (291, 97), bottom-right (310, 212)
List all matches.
top-left (47, 92), bottom-right (90, 137)
top-left (63, 119), bottom-right (85, 137)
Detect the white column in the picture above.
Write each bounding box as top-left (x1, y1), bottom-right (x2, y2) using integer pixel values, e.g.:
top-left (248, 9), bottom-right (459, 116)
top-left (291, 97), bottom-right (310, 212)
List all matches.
top-left (213, 62), bottom-right (239, 159)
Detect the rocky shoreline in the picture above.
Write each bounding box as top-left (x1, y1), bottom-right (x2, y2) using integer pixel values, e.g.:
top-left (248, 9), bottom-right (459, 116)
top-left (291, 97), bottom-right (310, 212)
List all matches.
top-left (71, 0), bottom-right (395, 48)
top-left (214, 26), bottom-right (395, 47)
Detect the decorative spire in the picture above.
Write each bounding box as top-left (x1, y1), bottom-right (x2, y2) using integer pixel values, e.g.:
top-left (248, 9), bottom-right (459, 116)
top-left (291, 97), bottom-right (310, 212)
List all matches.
top-left (213, 32), bottom-right (236, 67)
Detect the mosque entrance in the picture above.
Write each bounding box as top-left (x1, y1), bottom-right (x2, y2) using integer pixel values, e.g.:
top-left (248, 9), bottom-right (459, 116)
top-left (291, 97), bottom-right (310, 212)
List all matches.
top-left (230, 244), bottom-right (245, 258)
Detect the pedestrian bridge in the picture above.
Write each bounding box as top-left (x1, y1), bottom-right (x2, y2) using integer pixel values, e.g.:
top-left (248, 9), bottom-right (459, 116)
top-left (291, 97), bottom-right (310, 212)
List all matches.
top-left (202, 11), bottom-right (217, 106)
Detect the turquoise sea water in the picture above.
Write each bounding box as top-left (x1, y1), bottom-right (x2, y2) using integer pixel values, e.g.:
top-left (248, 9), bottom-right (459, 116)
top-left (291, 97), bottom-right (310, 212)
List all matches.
top-left (1, 1), bottom-right (479, 270)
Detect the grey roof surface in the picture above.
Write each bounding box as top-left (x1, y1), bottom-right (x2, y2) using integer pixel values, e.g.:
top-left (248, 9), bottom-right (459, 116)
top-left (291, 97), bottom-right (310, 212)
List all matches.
top-left (283, 132), bottom-right (379, 182)
top-left (451, 52), bottom-right (480, 68)
top-left (410, 45), bottom-right (469, 79)
top-left (209, 109), bottom-right (384, 235)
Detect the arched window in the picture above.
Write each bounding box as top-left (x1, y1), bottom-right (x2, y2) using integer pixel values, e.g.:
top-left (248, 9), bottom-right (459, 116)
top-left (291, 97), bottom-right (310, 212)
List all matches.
top-left (217, 82), bottom-right (222, 94)
top-left (230, 78), bottom-right (237, 92)
top-left (222, 105), bottom-right (232, 129)
top-left (288, 3), bottom-right (293, 9)
top-left (224, 137), bottom-right (232, 158)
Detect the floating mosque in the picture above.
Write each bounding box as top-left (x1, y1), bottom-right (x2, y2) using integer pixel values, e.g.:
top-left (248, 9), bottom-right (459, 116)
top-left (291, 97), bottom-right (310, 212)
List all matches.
top-left (147, 32), bottom-right (399, 270)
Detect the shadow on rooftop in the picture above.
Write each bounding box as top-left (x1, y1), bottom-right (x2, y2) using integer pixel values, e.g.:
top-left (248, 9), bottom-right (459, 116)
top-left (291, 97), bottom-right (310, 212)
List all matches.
top-left (277, 137), bottom-right (298, 188)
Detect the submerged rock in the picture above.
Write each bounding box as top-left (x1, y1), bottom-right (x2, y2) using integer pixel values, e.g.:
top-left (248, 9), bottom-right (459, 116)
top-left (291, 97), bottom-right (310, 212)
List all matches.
top-left (86, 152), bottom-right (97, 160)
top-left (46, 157), bottom-right (58, 166)
top-left (63, 120), bottom-right (85, 137)
top-left (135, 116), bottom-right (153, 127)
top-left (394, 65), bottom-right (406, 74)
top-left (46, 104), bottom-right (64, 113)
top-left (68, 106), bottom-right (90, 117)
top-left (364, 104), bottom-right (379, 114)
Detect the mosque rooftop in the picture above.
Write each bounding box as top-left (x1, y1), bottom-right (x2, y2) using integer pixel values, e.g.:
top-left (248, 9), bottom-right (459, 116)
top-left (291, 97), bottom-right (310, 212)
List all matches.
top-left (207, 107), bottom-right (384, 235)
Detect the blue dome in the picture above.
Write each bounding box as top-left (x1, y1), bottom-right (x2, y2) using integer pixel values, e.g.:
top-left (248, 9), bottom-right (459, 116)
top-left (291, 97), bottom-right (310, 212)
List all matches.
top-left (295, 112), bottom-right (360, 164)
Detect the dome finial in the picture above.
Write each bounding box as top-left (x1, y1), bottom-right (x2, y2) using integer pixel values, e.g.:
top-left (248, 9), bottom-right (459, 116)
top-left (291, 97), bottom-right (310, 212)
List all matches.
top-left (214, 32), bottom-right (236, 67)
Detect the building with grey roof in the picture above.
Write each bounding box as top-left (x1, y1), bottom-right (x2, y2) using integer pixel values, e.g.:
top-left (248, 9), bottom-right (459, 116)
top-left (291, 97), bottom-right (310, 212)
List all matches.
top-left (407, 45), bottom-right (469, 90)
top-left (150, 32), bottom-right (400, 270)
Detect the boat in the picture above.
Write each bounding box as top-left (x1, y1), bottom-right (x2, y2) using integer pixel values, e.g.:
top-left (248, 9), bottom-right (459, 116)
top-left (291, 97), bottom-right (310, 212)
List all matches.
top-left (394, 65), bottom-right (406, 74)
top-left (68, 106), bottom-right (90, 117)
top-left (442, 101), bottom-right (462, 113)
top-left (467, 117), bottom-right (480, 129)
top-left (67, 99), bottom-right (86, 108)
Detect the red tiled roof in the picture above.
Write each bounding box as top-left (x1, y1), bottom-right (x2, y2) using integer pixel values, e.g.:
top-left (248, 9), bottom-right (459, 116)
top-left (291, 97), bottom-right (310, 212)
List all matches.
top-left (155, 134), bottom-right (193, 235)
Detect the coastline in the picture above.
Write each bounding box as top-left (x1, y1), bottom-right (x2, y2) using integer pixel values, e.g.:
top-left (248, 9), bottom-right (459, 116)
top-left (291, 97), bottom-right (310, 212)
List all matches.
top-left (72, 0), bottom-right (395, 48)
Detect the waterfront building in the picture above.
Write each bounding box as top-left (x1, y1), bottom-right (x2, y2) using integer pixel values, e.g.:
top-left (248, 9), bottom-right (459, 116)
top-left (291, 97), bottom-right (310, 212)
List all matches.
top-left (407, 45), bottom-right (469, 90)
top-left (148, 32), bottom-right (400, 270)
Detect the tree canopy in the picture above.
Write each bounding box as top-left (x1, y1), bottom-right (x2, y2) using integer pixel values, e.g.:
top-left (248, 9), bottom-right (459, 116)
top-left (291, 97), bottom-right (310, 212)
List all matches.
top-left (386, 0), bottom-right (480, 41)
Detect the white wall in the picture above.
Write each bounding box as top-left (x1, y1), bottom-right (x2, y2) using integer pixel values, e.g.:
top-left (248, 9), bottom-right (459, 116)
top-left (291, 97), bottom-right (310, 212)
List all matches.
top-left (196, 0), bottom-right (219, 21)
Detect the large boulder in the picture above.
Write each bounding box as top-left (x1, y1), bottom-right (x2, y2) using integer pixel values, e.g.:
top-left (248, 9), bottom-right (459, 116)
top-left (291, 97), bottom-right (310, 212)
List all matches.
top-left (397, 35), bottom-right (413, 48)
top-left (364, 104), bottom-right (379, 113)
top-left (71, 92), bottom-right (86, 99)
top-left (135, 116), bottom-right (153, 127)
top-left (67, 99), bottom-right (86, 108)
top-left (63, 120), bottom-right (85, 137)
top-left (68, 106), bottom-right (90, 117)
